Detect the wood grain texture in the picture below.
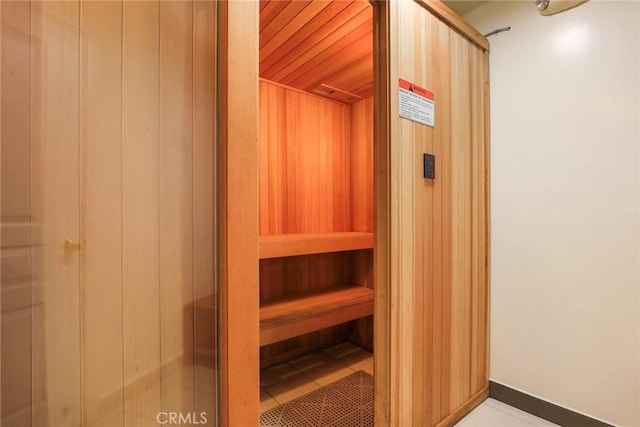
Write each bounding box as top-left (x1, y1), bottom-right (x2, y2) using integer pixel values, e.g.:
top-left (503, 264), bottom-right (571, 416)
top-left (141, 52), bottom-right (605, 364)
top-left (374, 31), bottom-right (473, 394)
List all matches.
top-left (260, 285), bottom-right (374, 346)
top-left (259, 79), bottom-right (352, 235)
top-left (258, 77), bottom-right (374, 367)
top-left (159, 1), bottom-right (197, 416)
top-left (260, 0), bottom-right (373, 101)
top-left (260, 232), bottom-right (373, 258)
top-left (383, 0), bottom-right (490, 425)
top-left (1, 2), bottom-right (34, 424)
top-left (122, 1), bottom-right (161, 420)
top-left (79, 2), bottom-right (124, 422)
top-left (192, 0), bottom-right (217, 400)
top-left (350, 96), bottom-right (374, 232)
top-left (260, 252), bottom-right (360, 303)
top-left (219, 1), bottom-right (260, 425)
top-left (372, 2), bottom-right (392, 426)
top-left (1, 2), bottom-right (219, 425)
top-left (29, 3), bottom-right (82, 424)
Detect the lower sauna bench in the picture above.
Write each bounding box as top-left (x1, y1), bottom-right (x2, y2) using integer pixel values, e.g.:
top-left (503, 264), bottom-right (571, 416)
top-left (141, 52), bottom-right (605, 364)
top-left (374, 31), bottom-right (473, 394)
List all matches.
top-left (259, 285), bottom-right (374, 346)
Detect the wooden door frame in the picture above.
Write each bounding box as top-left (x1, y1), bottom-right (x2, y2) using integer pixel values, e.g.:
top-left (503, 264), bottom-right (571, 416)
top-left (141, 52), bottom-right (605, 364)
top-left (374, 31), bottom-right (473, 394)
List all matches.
top-left (218, 1), bottom-right (394, 425)
top-left (218, 1), bottom-right (260, 426)
top-left (371, 1), bottom-right (392, 426)
top-left (218, 1), bottom-right (487, 426)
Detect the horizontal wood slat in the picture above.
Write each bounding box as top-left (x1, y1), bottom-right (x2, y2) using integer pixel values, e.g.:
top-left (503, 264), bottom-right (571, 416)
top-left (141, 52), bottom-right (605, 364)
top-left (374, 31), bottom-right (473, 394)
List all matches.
top-left (259, 232), bottom-right (373, 259)
top-left (260, 286), bottom-right (374, 346)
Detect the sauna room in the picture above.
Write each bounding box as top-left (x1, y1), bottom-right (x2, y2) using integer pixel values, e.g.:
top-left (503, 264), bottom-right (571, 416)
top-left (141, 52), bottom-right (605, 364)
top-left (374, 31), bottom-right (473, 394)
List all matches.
top-left (256, 0), bottom-right (375, 418)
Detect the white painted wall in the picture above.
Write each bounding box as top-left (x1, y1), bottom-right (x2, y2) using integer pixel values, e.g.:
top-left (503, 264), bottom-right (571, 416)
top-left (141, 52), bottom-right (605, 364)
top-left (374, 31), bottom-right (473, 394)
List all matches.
top-left (464, 1), bottom-right (640, 425)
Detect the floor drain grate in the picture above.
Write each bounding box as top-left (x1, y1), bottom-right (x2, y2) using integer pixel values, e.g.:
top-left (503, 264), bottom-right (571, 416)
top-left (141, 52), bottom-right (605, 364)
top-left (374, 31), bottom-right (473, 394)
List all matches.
top-left (260, 371), bottom-right (374, 427)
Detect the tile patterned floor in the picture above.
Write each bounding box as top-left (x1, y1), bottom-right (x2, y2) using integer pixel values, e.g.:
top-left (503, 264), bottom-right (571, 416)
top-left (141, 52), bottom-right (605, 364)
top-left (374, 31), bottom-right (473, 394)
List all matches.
top-left (261, 342), bottom-right (560, 427)
top-left (457, 398), bottom-right (560, 426)
top-left (260, 342), bottom-right (373, 412)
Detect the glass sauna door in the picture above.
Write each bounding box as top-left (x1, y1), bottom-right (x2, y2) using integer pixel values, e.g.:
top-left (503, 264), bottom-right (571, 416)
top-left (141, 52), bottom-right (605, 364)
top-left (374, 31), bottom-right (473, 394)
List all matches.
top-left (0, 2), bottom-right (219, 426)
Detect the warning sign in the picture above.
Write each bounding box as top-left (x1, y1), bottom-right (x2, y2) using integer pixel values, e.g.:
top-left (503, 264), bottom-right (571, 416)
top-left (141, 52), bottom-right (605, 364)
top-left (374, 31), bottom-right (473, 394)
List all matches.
top-left (398, 78), bottom-right (435, 127)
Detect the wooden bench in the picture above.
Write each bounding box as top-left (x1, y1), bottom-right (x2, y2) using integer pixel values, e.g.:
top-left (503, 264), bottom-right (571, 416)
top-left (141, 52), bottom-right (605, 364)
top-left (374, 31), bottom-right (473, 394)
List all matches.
top-left (259, 285), bottom-right (374, 346)
top-left (259, 232), bottom-right (373, 259)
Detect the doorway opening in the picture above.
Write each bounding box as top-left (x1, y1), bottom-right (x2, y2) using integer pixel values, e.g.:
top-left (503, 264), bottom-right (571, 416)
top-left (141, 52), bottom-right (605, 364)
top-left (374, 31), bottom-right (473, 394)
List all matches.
top-left (256, 1), bottom-right (376, 423)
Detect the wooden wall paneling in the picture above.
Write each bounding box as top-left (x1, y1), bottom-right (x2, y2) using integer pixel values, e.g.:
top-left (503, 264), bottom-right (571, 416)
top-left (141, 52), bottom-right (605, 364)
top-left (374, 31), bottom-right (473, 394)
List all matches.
top-left (433, 17), bottom-right (453, 424)
top-left (482, 48), bottom-right (491, 389)
top-left (1, 2), bottom-right (33, 424)
top-left (469, 42), bottom-right (480, 396)
top-left (412, 8), bottom-right (436, 425)
top-left (391, 1), bottom-right (418, 423)
top-left (350, 96), bottom-right (374, 232)
top-left (79, 2), bottom-right (124, 423)
top-left (122, 1), bottom-right (161, 421)
top-left (336, 90), bottom-right (351, 232)
top-left (30, 2), bottom-right (82, 425)
top-left (449, 31), bottom-right (472, 411)
top-left (192, 0), bottom-right (217, 414)
top-left (259, 82), bottom-right (270, 234)
top-left (219, 0), bottom-right (260, 425)
top-left (159, 0), bottom-right (195, 414)
top-left (266, 82), bottom-right (284, 234)
top-left (384, 1), bottom-right (490, 425)
top-left (259, 80), bottom-right (351, 235)
top-left (260, 252), bottom-right (355, 304)
top-left (350, 96), bottom-right (374, 351)
top-left (469, 42), bottom-right (489, 395)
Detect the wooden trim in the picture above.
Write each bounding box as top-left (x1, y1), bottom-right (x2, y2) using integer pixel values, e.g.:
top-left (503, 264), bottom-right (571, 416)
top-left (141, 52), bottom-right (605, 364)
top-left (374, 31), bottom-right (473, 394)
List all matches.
top-left (372, 1), bottom-right (392, 426)
top-left (259, 232), bottom-right (373, 259)
top-left (435, 386), bottom-right (489, 427)
top-left (489, 382), bottom-right (614, 427)
top-left (413, 0), bottom-right (489, 51)
top-left (219, 1), bottom-right (259, 426)
top-left (483, 49), bottom-right (491, 384)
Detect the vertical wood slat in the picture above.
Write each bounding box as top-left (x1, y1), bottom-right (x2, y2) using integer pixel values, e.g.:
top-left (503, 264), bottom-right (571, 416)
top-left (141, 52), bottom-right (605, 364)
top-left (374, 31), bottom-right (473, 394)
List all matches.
top-left (436, 17), bottom-right (453, 424)
top-left (122, 1), bottom-right (161, 421)
top-left (259, 79), bottom-right (352, 235)
top-left (30, 2), bottom-right (82, 425)
top-left (159, 0), bottom-right (195, 414)
top-left (1, 2), bottom-right (219, 425)
top-left (386, 0), bottom-right (490, 425)
top-left (1, 2), bottom-right (33, 425)
top-left (79, 2), bottom-right (123, 423)
top-left (258, 80), bottom-right (373, 366)
top-left (192, 0), bottom-right (217, 408)
top-left (351, 96), bottom-right (374, 233)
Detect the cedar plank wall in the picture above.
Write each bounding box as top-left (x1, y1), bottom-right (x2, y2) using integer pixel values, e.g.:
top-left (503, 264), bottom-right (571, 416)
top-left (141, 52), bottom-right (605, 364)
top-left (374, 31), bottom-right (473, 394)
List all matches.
top-left (258, 80), bottom-right (374, 366)
top-left (258, 80), bottom-right (352, 236)
top-left (386, 1), bottom-right (490, 425)
top-left (350, 96), bottom-right (374, 349)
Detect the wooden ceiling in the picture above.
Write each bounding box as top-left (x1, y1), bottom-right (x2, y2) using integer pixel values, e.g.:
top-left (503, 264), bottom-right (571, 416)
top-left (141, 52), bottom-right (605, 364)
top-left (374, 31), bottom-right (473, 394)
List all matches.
top-left (259, 0), bottom-right (373, 103)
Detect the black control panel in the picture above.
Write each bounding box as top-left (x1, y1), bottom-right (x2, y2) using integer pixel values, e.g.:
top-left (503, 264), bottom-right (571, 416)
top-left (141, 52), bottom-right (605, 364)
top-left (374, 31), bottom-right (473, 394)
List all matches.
top-left (423, 153), bottom-right (435, 179)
